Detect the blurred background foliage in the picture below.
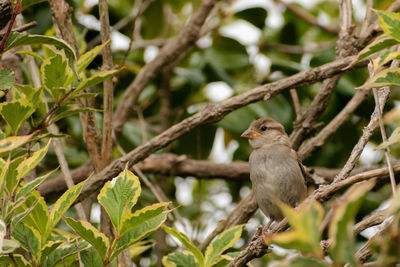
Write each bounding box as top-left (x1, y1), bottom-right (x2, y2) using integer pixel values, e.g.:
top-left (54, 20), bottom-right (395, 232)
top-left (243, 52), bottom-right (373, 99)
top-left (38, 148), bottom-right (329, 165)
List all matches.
top-left (9, 0), bottom-right (400, 265)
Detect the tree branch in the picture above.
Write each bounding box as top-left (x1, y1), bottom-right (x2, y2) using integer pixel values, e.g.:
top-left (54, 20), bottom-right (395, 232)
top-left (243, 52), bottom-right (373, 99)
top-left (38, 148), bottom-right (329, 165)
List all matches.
top-left (113, 0), bottom-right (219, 135)
top-left (76, 55), bottom-right (366, 203)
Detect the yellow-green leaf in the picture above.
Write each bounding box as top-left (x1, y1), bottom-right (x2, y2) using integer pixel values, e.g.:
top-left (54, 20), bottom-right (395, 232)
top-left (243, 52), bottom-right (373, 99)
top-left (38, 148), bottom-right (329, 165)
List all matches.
top-left (204, 225), bottom-right (242, 267)
top-left (12, 223), bottom-right (41, 259)
top-left (0, 99), bottom-right (35, 134)
top-left (16, 140), bottom-right (50, 180)
top-left (371, 50), bottom-right (400, 72)
top-left (375, 9), bottom-right (400, 42)
top-left (72, 69), bottom-right (120, 97)
top-left (48, 179), bottom-right (87, 237)
top-left (16, 169), bottom-right (56, 201)
top-left (21, 191), bottom-right (49, 241)
top-left (357, 67), bottom-right (400, 89)
top-left (78, 42), bottom-right (107, 74)
top-left (375, 126), bottom-right (400, 150)
top-left (0, 134), bottom-right (33, 153)
top-left (0, 68), bottom-right (14, 91)
top-left (162, 225), bottom-right (204, 266)
top-left (120, 202), bottom-right (169, 236)
top-left (64, 216), bottom-right (109, 260)
top-left (37, 240), bottom-right (63, 264)
top-left (346, 35), bottom-right (398, 68)
top-left (266, 200), bottom-right (324, 258)
top-left (162, 251), bottom-right (200, 267)
top-left (98, 169), bottom-right (141, 232)
top-left (4, 32), bottom-right (77, 76)
top-left (328, 180), bottom-right (375, 266)
top-left (111, 212), bottom-right (168, 260)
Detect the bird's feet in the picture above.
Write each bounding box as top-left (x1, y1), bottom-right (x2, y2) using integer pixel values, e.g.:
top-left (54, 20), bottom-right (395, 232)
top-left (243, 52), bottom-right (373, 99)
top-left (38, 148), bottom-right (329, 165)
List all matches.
top-left (262, 219), bottom-right (274, 245)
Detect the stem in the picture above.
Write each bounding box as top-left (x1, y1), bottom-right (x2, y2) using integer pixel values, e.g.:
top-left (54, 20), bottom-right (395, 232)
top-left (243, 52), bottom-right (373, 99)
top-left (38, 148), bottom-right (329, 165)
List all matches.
top-left (0, 0), bottom-right (22, 54)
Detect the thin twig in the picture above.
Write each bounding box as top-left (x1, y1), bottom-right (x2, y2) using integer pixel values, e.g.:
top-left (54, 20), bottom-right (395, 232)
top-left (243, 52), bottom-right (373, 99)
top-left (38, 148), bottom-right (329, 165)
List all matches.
top-left (289, 88), bottom-right (302, 119)
top-left (0, 0), bottom-right (22, 54)
top-left (372, 87), bottom-right (396, 195)
top-left (275, 0), bottom-right (339, 35)
top-left (98, 0), bottom-right (114, 169)
top-left (113, 0), bottom-right (219, 135)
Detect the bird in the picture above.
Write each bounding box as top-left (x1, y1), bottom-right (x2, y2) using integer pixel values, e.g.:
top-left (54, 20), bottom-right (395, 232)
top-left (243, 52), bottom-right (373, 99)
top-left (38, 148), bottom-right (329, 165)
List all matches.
top-left (241, 117), bottom-right (307, 230)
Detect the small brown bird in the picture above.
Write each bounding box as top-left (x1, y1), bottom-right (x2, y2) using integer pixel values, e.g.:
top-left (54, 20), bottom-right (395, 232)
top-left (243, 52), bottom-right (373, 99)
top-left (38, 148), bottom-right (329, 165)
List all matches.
top-left (241, 118), bottom-right (307, 230)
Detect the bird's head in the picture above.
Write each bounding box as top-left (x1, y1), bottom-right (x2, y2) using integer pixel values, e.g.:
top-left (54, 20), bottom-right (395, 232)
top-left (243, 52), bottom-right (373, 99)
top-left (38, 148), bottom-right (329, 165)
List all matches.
top-left (241, 118), bottom-right (290, 149)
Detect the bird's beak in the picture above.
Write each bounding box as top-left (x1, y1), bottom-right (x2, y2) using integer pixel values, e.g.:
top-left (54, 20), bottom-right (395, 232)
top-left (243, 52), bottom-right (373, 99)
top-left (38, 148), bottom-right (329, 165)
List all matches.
top-left (241, 128), bottom-right (260, 139)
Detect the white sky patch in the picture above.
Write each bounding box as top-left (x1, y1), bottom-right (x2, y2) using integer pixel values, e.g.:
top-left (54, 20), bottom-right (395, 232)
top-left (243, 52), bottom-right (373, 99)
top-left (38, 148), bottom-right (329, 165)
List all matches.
top-left (220, 20), bottom-right (261, 46)
top-left (360, 200), bottom-right (390, 239)
top-left (212, 192), bottom-right (232, 208)
top-left (209, 128), bottom-right (239, 163)
top-left (359, 142), bottom-right (384, 167)
top-left (76, 12), bottom-right (100, 31)
top-left (110, 31), bottom-right (130, 51)
top-left (76, 11), bottom-right (130, 51)
top-left (197, 33), bottom-right (213, 48)
top-left (175, 177), bottom-right (196, 206)
top-left (84, 0), bottom-right (98, 8)
top-left (204, 82), bottom-right (233, 102)
top-left (90, 203), bottom-right (101, 223)
top-left (144, 46), bottom-right (160, 63)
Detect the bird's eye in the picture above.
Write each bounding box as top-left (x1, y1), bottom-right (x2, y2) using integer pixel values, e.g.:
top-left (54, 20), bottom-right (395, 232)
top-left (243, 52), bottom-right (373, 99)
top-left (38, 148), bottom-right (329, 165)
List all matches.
top-left (260, 125), bottom-right (267, 131)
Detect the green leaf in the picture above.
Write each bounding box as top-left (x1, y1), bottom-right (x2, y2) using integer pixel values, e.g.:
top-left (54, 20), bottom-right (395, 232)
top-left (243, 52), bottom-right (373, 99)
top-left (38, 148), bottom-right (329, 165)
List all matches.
top-left (64, 216), bottom-right (109, 260)
top-left (42, 240), bottom-right (91, 267)
top-left (111, 212), bottom-right (168, 260)
top-left (80, 246), bottom-right (104, 266)
top-left (16, 169), bottom-right (56, 201)
top-left (162, 252), bottom-right (200, 267)
top-left (5, 157), bottom-right (24, 195)
top-left (98, 169), bottom-right (141, 232)
top-left (162, 225), bottom-right (204, 266)
top-left (371, 50), bottom-right (400, 72)
top-left (358, 67), bottom-right (400, 89)
top-left (375, 9), bottom-right (400, 42)
top-left (48, 180), bottom-right (87, 237)
top-left (78, 42), bottom-right (107, 74)
top-left (21, 191), bottom-right (49, 241)
top-left (0, 134), bottom-right (33, 154)
top-left (234, 7), bottom-right (267, 29)
top-left (205, 36), bottom-right (249, 71)
top-left (347, 35), bottom-right (398, 68)
top-left (73, 69), bottom-right (120, 97)
top-left (328, 180), bottom-right (376, 266)
top-left (21, 0), bottom-right (47, 10)
top-left (52, 106), bottom-right (101, 123)
top-left (0, 68), bottom-right (15, 90)
top-left (266, 200), bottom-right (325, 258)
top-left (120, 202), bottom-right (169, 236)
top-left (4, 32), bottom-right (77, 75)
top-left (375, 126), bottom-right (400, 150)
top-left (204, 225), bottom-right (242, 267)
top-left (0, 157), bottom-right (9, 193)
top-left (0, 99), bottom-right (35, 134)
top-left (38, 240), bottom-right (63, 265)
top-left (129, 240), bottom-right (154, 260)
top-left (16, 141), bottom-right (51, 180)
top-left (40, 53), bottom-right (72, 99)
top-left (12, 223), bottom-right (41, 258)
top-left (11, 197), bottom-right (40, 229)
top-left (0, 254), bottom-right (30, 266)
